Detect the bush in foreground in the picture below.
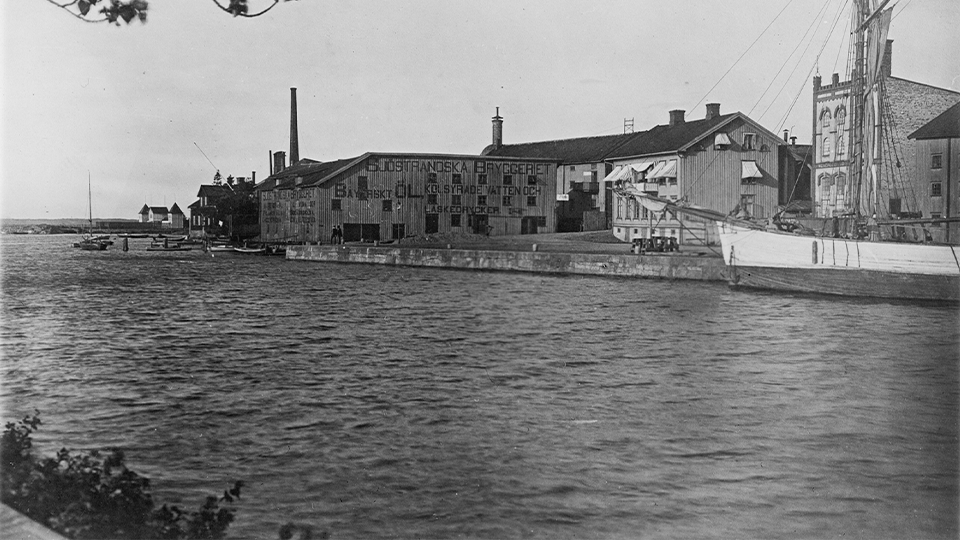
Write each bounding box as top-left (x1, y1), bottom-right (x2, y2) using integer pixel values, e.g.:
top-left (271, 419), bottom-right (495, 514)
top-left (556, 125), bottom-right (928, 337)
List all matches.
top-left (1, 413), bottom-right (241, 539)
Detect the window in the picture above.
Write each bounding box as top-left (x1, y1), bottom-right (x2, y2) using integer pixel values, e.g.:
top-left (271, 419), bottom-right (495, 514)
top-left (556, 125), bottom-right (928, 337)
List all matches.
top-left (527, 195), bottom-right (537, 206)
top-left (932, 154), bottom-right (943, 169)
top-left (527, 175), bottom-right (538, 185)
top-left (332, 199), bottom-right (342, 211)
top-left (537, 216), bottom-right (547, 227)
top-left (427, 194), bottom-right (438, 205)
top-left (569, 165), bottom-right (576, 171)
top-left (822, 136), bottom-right (831, 158)
top-left (743, 133), bottom-right (756, 150)
top-left (382, 200), bottom-right (392, 212)
top-left (503, 174), bottom-right (513, 185)
top-left (428, 172), bottom-right (438, 183)
top-left (502, 195), bottom-right (512, 206)
top-left (451, 214), bottom-right (461, 227)
top-left (478, 174), bottom-right (488, 184)
top-left (478, 195), bottom-right (487, 206)
top-left (617, 199), bottom-right (623, 219)
top-left (452, 194), bottom-right (462, 206)
top-left (931, 182), bottom-right (943, 197)
top-left (931, 212), bottom-right (943, 227)
top-left (452, 173), bottom-right (462, 184)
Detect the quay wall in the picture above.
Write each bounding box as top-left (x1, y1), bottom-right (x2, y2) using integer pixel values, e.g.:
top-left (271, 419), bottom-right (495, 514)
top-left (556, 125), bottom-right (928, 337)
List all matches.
top-left (287, 245), bottom-right (727, 281)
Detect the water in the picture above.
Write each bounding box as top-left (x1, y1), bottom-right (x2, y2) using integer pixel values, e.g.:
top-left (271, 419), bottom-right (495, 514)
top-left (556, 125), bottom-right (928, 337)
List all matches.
top-left (2, 234), bottom-right (957, 539)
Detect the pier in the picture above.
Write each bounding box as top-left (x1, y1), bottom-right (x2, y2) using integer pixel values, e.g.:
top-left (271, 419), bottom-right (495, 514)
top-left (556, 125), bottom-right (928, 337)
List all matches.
top-left (286, 232), bottom-right (727, 281)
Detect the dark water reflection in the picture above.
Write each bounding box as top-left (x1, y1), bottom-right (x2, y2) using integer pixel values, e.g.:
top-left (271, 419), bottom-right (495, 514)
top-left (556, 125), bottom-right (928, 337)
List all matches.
top-left (2, 235), bottom-right (957, 539)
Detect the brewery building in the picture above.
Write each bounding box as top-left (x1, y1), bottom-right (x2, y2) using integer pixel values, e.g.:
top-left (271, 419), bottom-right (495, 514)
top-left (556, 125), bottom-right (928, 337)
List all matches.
top-left (256, 152), bottom-right (558, 244)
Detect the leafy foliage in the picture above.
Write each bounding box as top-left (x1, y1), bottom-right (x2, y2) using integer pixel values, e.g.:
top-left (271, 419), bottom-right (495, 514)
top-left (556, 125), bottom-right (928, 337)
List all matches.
top-left (1, 413), bottom-right (241, 540)
top-left (213, 176), bottom-right (259, 240)
top-left (47, 0), bottom-right (299, 24)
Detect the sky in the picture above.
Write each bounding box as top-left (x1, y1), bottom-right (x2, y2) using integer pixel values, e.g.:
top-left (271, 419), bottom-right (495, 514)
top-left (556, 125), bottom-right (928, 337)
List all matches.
top-left (2, 0), bottom-right (958, 219)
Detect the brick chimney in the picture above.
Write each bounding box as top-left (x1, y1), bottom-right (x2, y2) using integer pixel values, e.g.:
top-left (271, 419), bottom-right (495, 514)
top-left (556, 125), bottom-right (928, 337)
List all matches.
top-left (289, 88), bottom-right (300, 166)
top-left (669, 109), bottom-right (685, 126)
top-left (273, 151), bottom-right (286, 174)
top-left (881, 39), bottom-right (893, 79)
top-left (492, 107), bottom-right (503, 150)
top-left (705, 103), bottom-right (720, 120)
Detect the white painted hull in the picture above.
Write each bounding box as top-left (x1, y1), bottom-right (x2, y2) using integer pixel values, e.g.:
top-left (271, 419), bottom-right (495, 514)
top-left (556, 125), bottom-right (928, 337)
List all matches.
top-left (716, 222), bottom-right (960, 301)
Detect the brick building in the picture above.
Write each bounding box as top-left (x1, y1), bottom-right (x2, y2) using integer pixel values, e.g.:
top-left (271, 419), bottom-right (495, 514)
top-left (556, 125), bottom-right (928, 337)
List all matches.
top-left (812, 40), bottom-right (960, 218)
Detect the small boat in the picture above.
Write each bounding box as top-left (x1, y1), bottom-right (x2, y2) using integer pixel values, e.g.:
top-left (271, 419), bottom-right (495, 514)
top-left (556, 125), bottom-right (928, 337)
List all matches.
top-left (146, 244), bottom-right (193, 252)
top-left (233, 246), bottom-right (266, 255)
top-left (74, 174), bottom-right (109, 251)
top-left (118, 233), bottom-right (150, 239)
top-left (206, 244), bottom-right (236, 253)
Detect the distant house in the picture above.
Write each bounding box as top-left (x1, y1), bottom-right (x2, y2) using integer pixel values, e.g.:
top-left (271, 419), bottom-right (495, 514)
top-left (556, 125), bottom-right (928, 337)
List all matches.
top-left (138, 204), bottom-right (186, 229)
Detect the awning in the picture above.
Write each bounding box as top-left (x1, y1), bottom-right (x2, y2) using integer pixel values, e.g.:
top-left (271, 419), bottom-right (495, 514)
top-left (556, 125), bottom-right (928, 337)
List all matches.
top-left (601, 165), bottom-right (623, 183)
top-left (650, 160), bottom-right (677, 179)
top-left (741, 160), bottom-right (763, 179)
top-left (630, 161), bottom-right (654, 174)
top-left (714, 133), bottom-right (732, 146)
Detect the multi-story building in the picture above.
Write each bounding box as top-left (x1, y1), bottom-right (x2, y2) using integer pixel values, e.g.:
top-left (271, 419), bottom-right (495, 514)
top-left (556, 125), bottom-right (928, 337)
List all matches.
top-left (908, 101), bottom-right (960, 243)
top-left (812, 40), bottom-right (960, 218)
top-left (255, 153), bottom-right (558, 244)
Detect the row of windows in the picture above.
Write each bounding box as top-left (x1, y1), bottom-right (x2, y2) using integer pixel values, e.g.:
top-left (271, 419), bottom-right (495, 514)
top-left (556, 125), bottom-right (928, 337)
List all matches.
top-left (330, 195), bottom-right (539, 211)
top-left (423, 173), bottom-right (540, 186)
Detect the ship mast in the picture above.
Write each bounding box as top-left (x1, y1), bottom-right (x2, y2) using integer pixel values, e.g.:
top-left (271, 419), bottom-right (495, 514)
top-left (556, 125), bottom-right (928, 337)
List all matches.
top-left (848, 0), bottom-right (869, 218)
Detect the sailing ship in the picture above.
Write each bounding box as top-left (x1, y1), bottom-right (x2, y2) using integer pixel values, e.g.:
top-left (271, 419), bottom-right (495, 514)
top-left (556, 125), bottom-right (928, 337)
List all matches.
top-left (74, 174), bottom-right (109, 251)
top-left (621, 0), bottom-right (959, 301)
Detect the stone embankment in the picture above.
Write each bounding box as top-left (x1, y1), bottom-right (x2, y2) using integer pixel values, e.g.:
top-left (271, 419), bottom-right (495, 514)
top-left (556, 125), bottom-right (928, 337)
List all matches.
top-left (287, 232), bottom-right (727, 282)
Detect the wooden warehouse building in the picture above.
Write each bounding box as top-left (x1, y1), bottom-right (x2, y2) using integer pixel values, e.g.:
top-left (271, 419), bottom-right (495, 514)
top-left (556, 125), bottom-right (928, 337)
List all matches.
top-left (256, 152), bottom-right (558, 244)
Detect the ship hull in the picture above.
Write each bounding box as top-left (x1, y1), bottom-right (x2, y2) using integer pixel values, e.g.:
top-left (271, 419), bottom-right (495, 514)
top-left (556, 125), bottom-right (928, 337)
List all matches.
top-left (717, 222), bottom-right (960, 301)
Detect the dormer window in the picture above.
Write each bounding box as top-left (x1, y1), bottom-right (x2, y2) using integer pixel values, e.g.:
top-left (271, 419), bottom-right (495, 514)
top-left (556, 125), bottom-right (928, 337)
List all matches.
top-left (714, 132), bottom-right (731, 150)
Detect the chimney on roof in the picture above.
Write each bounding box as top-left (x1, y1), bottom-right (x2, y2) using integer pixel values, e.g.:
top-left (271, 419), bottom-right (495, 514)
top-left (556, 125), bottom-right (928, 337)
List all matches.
top-left (669, 109), bottom-right (685, 126)
top-left (274, 151), bottom-right (286, 174)
top-left (790, 136), bottom-right (797, 146)
top-left (783, 130), bottom-right (789, 142)
top-left (832, 73), bottom-right (840, 85)
top-left (492, 107), bottom-right (503, 150)
top-left (290, 88), bottom-right (300, 166)
top-left (881, 39), bottom-right (893, 79)
top-left (705, 103), bottom-right (720, 120)
top-left (252, 171), bottom-right (256, 184)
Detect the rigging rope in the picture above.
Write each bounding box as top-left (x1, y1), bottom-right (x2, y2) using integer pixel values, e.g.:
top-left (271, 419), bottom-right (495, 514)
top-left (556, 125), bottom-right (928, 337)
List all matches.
top-left (773, 0), bottom-right (851, 133)
top-left (687, 0), bottom-right (795, 114)
top-left (753, 0), bottom-right (834, 120)
top-left (747, 3), bottom-right (828, 118)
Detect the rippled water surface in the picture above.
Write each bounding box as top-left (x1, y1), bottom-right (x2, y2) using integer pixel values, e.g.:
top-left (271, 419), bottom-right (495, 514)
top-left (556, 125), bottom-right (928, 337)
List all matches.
top-left (2, 235), bottom-right (958, 539)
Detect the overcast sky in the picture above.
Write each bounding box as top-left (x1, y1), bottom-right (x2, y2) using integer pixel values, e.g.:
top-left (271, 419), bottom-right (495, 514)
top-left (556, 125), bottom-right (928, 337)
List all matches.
top-left (2, 0), bottom-right (958, 219)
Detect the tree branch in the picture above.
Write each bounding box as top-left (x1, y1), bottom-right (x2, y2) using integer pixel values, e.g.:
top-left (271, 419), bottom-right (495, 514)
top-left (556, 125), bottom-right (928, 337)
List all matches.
top-left (210, 0), bottom-right (282, 18)
top-left (45, 0), bottom-right (109, 22)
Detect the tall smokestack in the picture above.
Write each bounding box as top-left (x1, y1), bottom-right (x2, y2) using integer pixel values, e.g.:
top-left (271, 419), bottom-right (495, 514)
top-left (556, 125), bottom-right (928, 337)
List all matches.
top-left (290, 88), bottom-right (299, 166)
top-left (492, 107), bottom-right (503, 150)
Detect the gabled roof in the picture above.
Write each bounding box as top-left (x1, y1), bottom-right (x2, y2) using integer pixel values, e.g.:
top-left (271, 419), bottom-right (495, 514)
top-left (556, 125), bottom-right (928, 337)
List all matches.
top-left (197, 184), bottom-right (233, 198)
top-left (256, 156), bottom-right (366, 191)
top-left (909, 101), bottom-right (960, 140)
top-left (169, 203), bottom-right (183, 215)
top-left (139, 204), bottom-right (150, 214)
top-left (149, 206), bottom-right (168, 213)
top-left (484, 133), bottom-right (636, 163)
top-left (484, 112), bottom-right (783, 163)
